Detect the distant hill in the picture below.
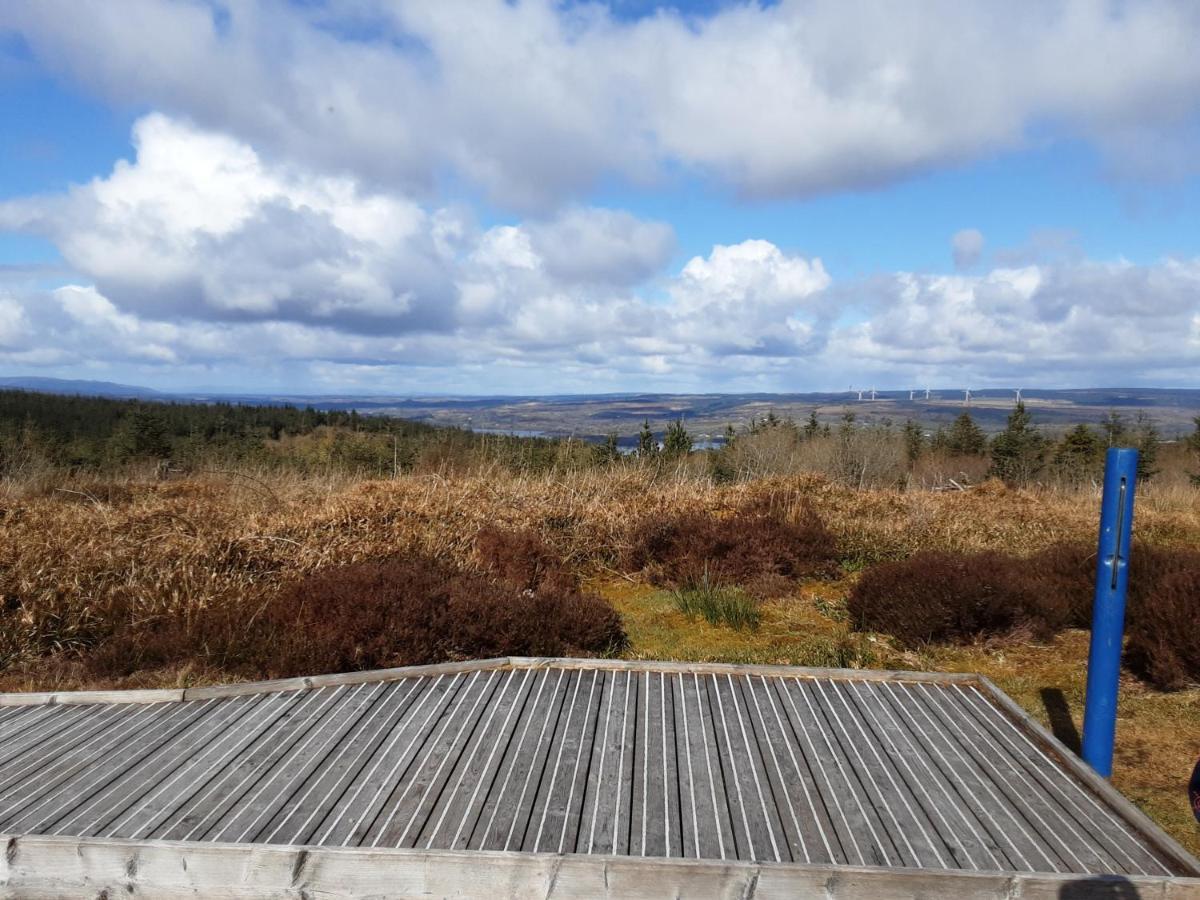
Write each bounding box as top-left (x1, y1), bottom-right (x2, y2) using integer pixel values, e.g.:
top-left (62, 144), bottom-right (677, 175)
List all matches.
top-left (4, 378), bottom-right (1198, 439)
top-left (0, 377), bottom-right (164, 399)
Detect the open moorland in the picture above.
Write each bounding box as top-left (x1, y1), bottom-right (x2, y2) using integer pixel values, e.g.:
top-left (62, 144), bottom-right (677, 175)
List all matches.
top-left (1, 464), bottom-right (1198, 853)
top-left (1, 390), bottom-right (1198, 852)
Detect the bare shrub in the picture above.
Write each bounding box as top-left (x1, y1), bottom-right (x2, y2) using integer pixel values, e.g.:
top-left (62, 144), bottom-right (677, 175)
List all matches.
top-left (910, 451), bottom-right (992, 489)
top-left (622, 498), bottom-right (839, 596)
top-left (87, 554), bottom-right (626, 680)
top-left (847, 550), bottom-right (1054, 646)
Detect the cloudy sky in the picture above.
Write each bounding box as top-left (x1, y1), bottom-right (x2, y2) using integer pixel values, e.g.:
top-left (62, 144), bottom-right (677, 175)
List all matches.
top-left (1, 0), bottom-right (1199, 394)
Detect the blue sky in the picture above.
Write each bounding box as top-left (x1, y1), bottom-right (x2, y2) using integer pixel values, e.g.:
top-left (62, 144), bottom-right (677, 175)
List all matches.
top-left (1, 1), bottom-right (1199, 394)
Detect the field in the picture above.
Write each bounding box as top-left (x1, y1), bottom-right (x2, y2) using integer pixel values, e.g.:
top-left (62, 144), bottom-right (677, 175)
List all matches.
top-left (1, 463), bottom-right (1197, 854)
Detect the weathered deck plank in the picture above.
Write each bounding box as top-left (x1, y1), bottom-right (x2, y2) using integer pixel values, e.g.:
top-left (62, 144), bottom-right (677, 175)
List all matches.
top-left (0, 656), bottom-right (1194, 897)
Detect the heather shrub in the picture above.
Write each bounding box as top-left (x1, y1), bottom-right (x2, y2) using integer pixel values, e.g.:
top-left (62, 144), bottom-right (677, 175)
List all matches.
top-left (848, 541), bottom-right (1200, 690)
top-left (1025, 542), bottom-right (1097, 629)
top-left (623, 498), bottom-right (838, 596)
top-left (1124, 546), bottom-right (1200, 690)
top-left (1124, 563), bottom-right (1200, 690)
top-left (847, 550), bottom-right (1053, 646)
top-left (87, 554), bottom-right (626, 680)
top-left (474, 526), bottom-right (576, 594)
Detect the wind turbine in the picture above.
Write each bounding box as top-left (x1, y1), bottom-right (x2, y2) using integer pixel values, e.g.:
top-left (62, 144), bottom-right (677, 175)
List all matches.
top-left (963, 389), bottom-right (972, 407)
top-left (909, 390), bottom-right (915, 401)
top-left (1014, 388), bottom-right (1022, 404)
top-left (925, 388), bottom-right (931, 400)
top-left (856, 389), bottom-right (864, 401)
top-left (870, 387), bottom-right (877, 401)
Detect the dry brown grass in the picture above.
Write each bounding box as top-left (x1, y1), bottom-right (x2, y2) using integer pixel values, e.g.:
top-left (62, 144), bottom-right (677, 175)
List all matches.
top-left (2, 465), bottom-right (1197, 680)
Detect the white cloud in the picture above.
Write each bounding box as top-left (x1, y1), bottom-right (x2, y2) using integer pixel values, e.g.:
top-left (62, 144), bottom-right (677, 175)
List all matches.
top-left (525, 208), bottom-right (675, 287)
top-left (952, 229), bottom-right (985, 269)
top-left (0, 295), bottom-right (31, 348)
top-left (4, 1), bottom-right (1200, 208)
top-left (2, 113), bottom-right (1198, 392)
top-left (832, 258), bottom-right (1200, 384)
top-left (0, 115), bottom-right (839, 383)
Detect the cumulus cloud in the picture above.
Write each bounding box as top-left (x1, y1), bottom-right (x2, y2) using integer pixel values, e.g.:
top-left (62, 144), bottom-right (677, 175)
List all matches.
top-left (831, 258), bottom-right (1200, 385)
top-left (951, 229), bottom-right (985, 269)
top-left (0, 114), bottom-right (461, 334)
top-left (2, 113), bottom-right (1198, 392)
top-left (524, 208), bottom-right (675, 287)
top-left (0, 115), bottom-right (838, 384)
top-left (0, 295), bottom-right (31, 348)
top-left (4, 1), bottom-right (1200, 208)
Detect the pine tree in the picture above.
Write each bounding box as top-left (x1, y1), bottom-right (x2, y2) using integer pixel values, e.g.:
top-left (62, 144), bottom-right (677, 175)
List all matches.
top-left (989, 401), bottom-right (1046, 484)
top-left (1100, 410), bottom-right (1128, 446)
top-left (1187, 415), bottom-right (1200, 455)
top-left (902, 419), bottom-right (925, 465)
top-left (594, 432), bottom-right (621, 464)
top-left (663, 418), bottom-right (693, 456)
top-left (803, 411), bottom-right (820, 440)
top-left (1186, 416), bottom-right (1200, 485)
top-left (1132, 412), bottom-right (1159, 480)
top-left (636, 419), bottom-right (657, 458)
top-left (945, 411), bottom-right (986, 455)
top-left (1052, 424), bottom-right (1102, 485)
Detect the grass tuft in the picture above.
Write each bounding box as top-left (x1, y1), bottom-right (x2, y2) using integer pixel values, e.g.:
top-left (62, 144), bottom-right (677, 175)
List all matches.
top-left (670, 567), bottom-right (761, 630)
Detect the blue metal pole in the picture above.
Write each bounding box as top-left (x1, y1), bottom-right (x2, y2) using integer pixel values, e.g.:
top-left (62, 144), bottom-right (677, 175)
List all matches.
top-left (1081, 447), bottom-right (1139, 778)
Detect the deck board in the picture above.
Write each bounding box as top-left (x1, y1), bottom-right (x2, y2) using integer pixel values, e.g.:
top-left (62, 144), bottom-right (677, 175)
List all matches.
top-left (0, 658), bottom-right (1193, 886)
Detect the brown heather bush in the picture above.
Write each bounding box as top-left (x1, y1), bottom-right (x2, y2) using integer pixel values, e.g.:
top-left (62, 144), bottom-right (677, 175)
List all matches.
top-left (1124, 561), bottom-right (1200, 691)
top-left (87, 552), bottom-right (627, 680)
top-left (1, 467), bottom-right (1197, 689)
top-left (474, 525), bottom-right (576, 595)
top-left (621, 498), bottom-right (839, 596)
top-left (850, 541), bottom-right (1200, 690)
top-left (846, 551), bottom-right (1055, 646)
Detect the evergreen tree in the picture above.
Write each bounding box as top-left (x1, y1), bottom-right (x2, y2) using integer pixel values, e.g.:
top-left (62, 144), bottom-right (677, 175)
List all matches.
top-left (803, 410), bottom-right (820, 440)
top-left (636, 419), bottom-right (657, 458)
top-left (989, 401), bottom-right (1047, 484)
top-left (902, 419), bottom-right (925, 465)
top-left (838, 411), bottom-right (856, 439)
top-left (945, 411), bottom-right (986, 455)
top-left (1186, 416), bottom-right (1200, 485)
top-left (1132, 412), bottom-right (1159, 480)
top-left (131, 409), bottom-right (172, 459)
top-left (1052, 424), bottom-right (1103, 485)
top-left (1187, 415), bottom-right (1200, 455)
top-left (1100, 410), bottom-right (1128, 446)
top-left (663, 418), bottom-right (693, 456)
top-left (594, 432), bottom-right (621, 464)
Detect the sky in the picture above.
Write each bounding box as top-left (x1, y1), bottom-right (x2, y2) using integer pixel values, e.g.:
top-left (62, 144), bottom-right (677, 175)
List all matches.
top-left (1, 1), bottom-right (1199, 395)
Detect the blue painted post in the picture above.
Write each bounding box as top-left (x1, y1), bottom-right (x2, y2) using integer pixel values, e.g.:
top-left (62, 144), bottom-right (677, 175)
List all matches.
top-left (1081, 447), bottom-right (1139, 778)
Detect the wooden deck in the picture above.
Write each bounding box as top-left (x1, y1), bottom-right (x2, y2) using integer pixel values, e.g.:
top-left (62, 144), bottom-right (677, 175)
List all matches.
top-left (0, 657), bottom-right (1196, 898)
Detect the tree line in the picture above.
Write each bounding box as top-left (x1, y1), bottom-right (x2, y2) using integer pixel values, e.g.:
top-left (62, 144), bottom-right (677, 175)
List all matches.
top-left (0, 390), bottom-right (593, 477)
top-left (3, 389), bottom-right (1197, 487)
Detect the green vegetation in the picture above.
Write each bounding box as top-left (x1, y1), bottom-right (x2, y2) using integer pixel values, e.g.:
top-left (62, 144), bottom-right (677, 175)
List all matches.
top-left (669, 569), bottom-right (760, 630)
top-left (3, 389), bottom-right (1197, 496)
top-left (0, 389), bottom-right (597, 478)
